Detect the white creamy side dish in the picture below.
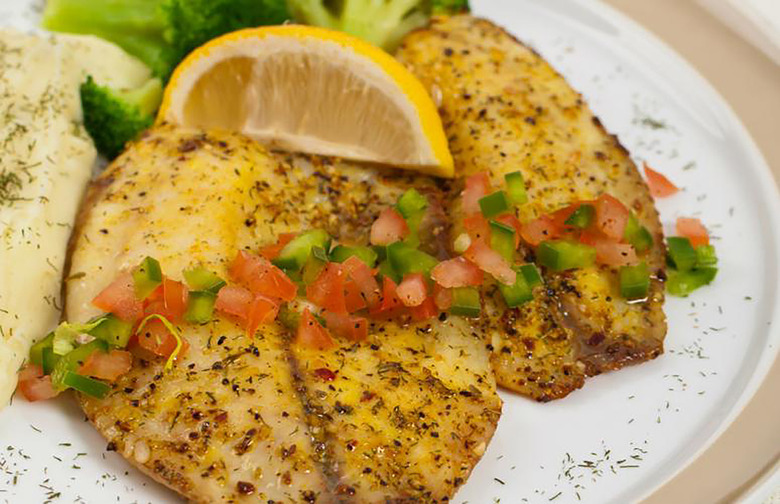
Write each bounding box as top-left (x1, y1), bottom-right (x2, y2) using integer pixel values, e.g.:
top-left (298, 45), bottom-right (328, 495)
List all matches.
top-left (0, 30), bottom-right (152, 407)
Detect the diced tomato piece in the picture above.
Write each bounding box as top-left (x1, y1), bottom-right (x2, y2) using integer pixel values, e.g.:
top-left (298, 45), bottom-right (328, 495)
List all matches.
top-left (409, 296), bottom-right (438, 321)
top-left (229, 250), bottom-right (258, 282)
top-left (163, 278), bottom-right (188, 321)
top-left (494, 214), bottom-right (522, 248)
top-left (461, 172), bottom-right (491, 215)
top-left (431, 257), bottom-right (484, 288)
top-left (344, 279), bottom-right (368, 313)
top-left (463, 213), bottom-right (491, 241)
top-left (520, 214), bottom-right (560, 246)
top-left (143, 299), bottom-right (166, 318)
top-left (644, 163), bottom-right (679, 198)
top-left (259, 233), bottom-right (297, 260)
top-left (16, 364), bottom-right (58, 402)
top-left (79, 350), bottom-right (132, 382)
top-left (230, 250), bottom-right (297, 302)
top-left (549, 204), bottom-right (578, 229)
top-left (676, 217), bottom-right (709, 247)
top-left (92, 272), bottom-right (143, 322)
top-left (296, 308), bottom-right (335, 350)
top-left (144, 278), bottom-right (187, 321)
top-left (146, 283), bottom-right (164, 303)
top-left (370, 208), bottom-right (409, 246)
top-left (370, 277), bottom-right (404, 318)
top-left (215, 285), bottom-right (254, 319)
top-left (137, 318), bottom-right (188, 358)
top-left (595, 194), bottom-right (629, 240)
top-left (433, 284), bottom-right (452, 311)
top-left (323, 311), bottom-right (368, 342)
top-left (307, 263), bottom-right (347, 314)
top-left (256, 266), bottom-right (297, 302)
top-left (549, 201), bottom-right (596, 232)
top-left (246, 295), bottom-right (280, 337)
top-left (342, 256), bottom-right (381, 309)
top-left (464, 239), bottom-right (517, 285)
top-left (582, 235), bottom-right (638, 267)
top-left (18, 363), bottom-right (43, 382)
top-left (396, 274), bottom-right (428, 307)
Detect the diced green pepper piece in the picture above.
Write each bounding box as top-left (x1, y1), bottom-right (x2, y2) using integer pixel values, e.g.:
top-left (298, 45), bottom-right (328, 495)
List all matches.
top-left (377, 259), bottom-right (401, 284)
top-left (62, 371), bottom-right (110, 399)
top-left (667, 267), bottom-right (718, 297)
top-left (42, 347), bottom-right (60, 375)
top-left (537, 240), bottom-right (597, 271)
top-left (329, 245), bottom-right (378, 267)
top-left (489, 220), bottom-right (516, 261)
top-left (479, 190), bottom-right (511, 218)
top-left (277, 305), bottom-right (301, 330)
top-left (302, 246), bottom-right (329, 284)
top-left (184, 291), bottom-right (217, 324)
top-left (51, 339), bottom-right (109, 391)
top-left (624, 213), bottom-right (653, 253)
top-left (450, 287), bottom-right (481, 317)
top-left (666, 237), bottom-right (697, 272)
top-left (372, 245), bottom-right (387, 262)
top-left (619, 262), bottom-right (650, 300)
top-left (387, 242), bottom-right (439, 276)
top-left (505, 171), bottom-right (528, 205)
top-left (396, 189), bottom-right (429, 248)
top-left (695, 245), bottom-right (718, 267)
top-left (88, 314), bottom-right (134, 348)
top-left (519, 264), bottom-right (543, 287)
top-left (133, 256), bottom-right (163, 299)
top-left (396, 188), bottom-right (429, 219)
top-left (273, 229), bottom-right (331, 271)
top-left (30, 333), bottom-right (54, 367)
top-left (498, 267), bottom-right (534, 307)
top-left (183, 267), bottom-right (226, 294)
top-left (564, 204), bottom-right (595, 229)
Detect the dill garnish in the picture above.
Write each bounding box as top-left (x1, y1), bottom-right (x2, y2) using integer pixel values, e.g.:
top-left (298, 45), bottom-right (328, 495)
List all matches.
top-left (0, 170), bottom-right (22, 206)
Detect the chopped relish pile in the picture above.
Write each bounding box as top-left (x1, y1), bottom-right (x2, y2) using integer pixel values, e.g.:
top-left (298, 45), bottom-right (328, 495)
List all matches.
top-left (17, 168), bottom-right (717, 402)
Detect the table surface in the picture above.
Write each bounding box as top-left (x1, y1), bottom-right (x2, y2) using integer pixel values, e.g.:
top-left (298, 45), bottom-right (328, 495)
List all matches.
top-left (602, 1), bottom-right (780, 503)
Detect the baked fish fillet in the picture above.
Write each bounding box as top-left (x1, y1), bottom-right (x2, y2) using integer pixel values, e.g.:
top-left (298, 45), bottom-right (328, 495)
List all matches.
top-left (397, 15), bottom-right (667, 401)
top-left (64, 125), bottom-right (501, 503)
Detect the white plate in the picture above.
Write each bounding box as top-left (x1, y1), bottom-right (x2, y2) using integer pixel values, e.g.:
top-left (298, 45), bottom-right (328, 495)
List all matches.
top-left (1, 1), bottom-right (779, 503)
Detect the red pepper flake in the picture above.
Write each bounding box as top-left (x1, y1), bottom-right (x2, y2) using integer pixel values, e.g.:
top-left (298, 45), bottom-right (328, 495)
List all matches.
top-left (313, 367), bottom-right (337, 381)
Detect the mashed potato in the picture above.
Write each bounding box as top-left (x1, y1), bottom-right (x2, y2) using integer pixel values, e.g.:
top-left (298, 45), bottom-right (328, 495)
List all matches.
top-left (0, 31), bottom-right (152, 407)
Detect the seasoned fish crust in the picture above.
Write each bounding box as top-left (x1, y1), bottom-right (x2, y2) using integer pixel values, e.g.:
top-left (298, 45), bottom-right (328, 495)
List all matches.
top-left (397, 15), bottom-right (667, 401)
top-left (64, 125), bottom-right (500, 503)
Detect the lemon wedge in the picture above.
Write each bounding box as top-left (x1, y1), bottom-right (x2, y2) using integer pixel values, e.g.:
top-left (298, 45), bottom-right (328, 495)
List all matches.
top-left (157, 25), bottom-right (453, 177)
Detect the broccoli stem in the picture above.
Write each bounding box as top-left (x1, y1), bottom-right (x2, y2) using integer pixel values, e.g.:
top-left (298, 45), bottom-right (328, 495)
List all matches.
top-left (286, 0), bottom-right (336, 28)
top-left (42, 0), bottom-right (172, 78)
top-left (338, 0), bottom-right (428, 49)
top-left (287, 0), bottom-right (451, 51)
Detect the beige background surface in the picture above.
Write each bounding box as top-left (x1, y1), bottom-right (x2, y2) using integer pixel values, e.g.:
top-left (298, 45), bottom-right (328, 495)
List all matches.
top-left (601, 1), bottom-right (780, 503)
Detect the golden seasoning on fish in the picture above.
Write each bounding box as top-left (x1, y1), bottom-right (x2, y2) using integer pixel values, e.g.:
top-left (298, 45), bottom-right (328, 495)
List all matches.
top-left (64, 125), bottom-right (500, 503)
top-left (397, 15), bottom-right (667, 401)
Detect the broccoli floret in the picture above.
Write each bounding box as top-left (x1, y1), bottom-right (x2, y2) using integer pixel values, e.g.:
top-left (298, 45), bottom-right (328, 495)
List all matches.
top-left (287, 0), bottom-right (470, 50)
top-left (80, 75), bottom-right (163, 159)
top-left (431, 0), bottom-right (469, 15)
top-left (42, 0), bottom-right (291, 80)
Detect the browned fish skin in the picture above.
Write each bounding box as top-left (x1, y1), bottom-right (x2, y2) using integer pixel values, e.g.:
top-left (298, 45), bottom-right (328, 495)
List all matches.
top-left (65, 125), bottom-right (500, 503)
top-left (397, 15), bottom-right (667, 401)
